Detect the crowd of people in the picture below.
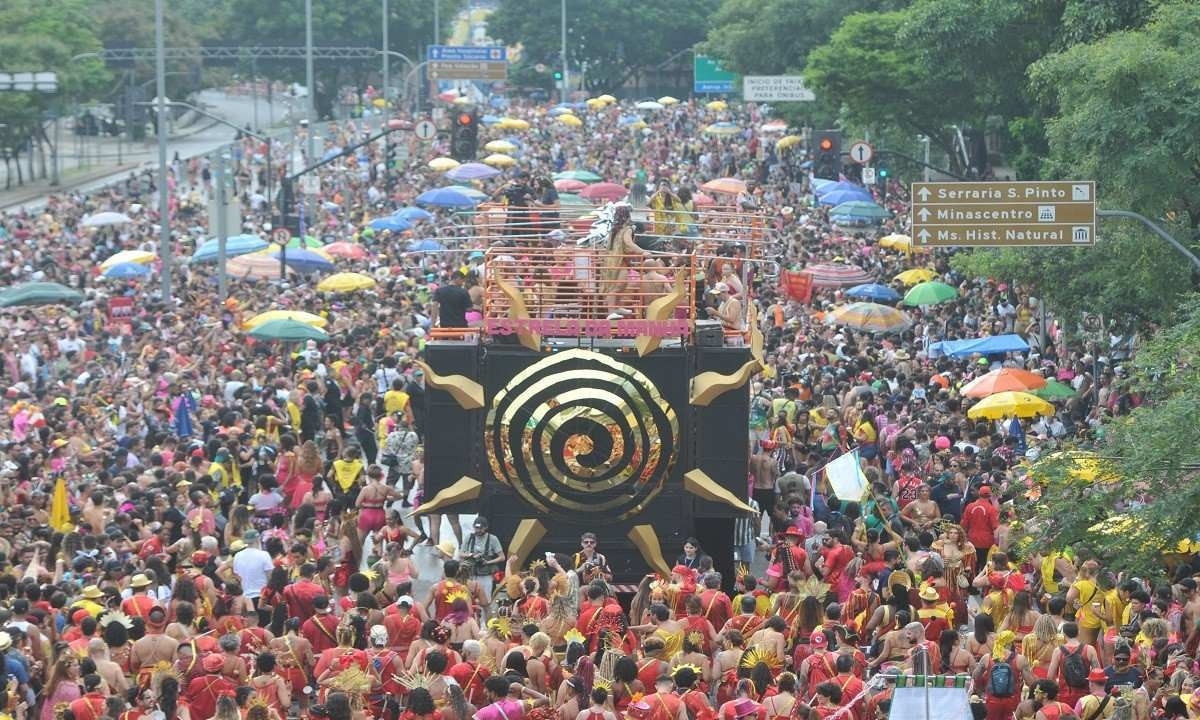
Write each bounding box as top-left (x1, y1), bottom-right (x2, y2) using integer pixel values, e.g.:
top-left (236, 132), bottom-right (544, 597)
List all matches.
top-left (0, 82), bottom-right (1180, 720)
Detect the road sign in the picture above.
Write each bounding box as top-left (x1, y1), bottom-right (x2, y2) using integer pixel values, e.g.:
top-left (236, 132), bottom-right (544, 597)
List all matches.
top-left (272, 228), bottom-right (291, 246)
top-left (428, 61), bottom-right (507, 81)
top-left (742, 75), bottom-right (814, 102)
top-left (426, 46), bottom-right (507, 62)
top-left (694, 55), bottom-right (737, 94)
top-left (414, 120), bottom-right (437, 140)
top-left (848, 141), bottom-right (873, 165)
top-left (862, 167), bottom-right (876, 184)
top-left (299, 175), bottom-right (320, 196)
top-left (910, 181), bottom-right (1096, 247)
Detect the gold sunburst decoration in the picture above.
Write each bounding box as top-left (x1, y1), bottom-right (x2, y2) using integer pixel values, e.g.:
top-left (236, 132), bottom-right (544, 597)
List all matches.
top-left (672, 663), bottom-right (703, 683)
top-left (394, 670), bottom-right (437, 690)
top-left (685, 631), bottom-right (704, 648)
top-left (99, 610), bottom-right (133, 629)
top-left (528, 559), bottom-right (547, 572)
top-left (327, 666), bottom-right (373, 695)
top-left (793, 577), bottom-right (831, 601)
top-left (563, 628), bottom-right (585, 646)
top-left (487, 616), bottom-right (512, 639)
top-left (739, 647), bottom-right (783, 672)
top-left (445, 588), bottom-right (470, 605)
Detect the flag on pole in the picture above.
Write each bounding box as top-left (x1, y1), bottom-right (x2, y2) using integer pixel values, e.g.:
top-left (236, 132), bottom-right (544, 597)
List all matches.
top-left (49, 476), bottom-right (71, 531)
top-left (824, 449), bottom-right (868, 502)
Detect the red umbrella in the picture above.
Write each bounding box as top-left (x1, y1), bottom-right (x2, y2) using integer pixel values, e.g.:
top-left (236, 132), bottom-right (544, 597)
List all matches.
top-left (554, 178), bottom-right (587, 192)
top-left (580, 182), bottom-right (628, 201)
top-left (324, 242), bottom-right (370, 260)
top-left (801, 262), bottom-right (873, 288)
top-left (700, 177), bottom-right (747, 195)
top-left (960, 368), bottom-right (1048, 398)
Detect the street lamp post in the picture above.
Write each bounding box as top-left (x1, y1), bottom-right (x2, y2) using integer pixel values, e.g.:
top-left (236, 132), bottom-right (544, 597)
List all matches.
top-left (305, 0), bottom-right (315, 163)
top-left (154, 0), bottom-right (171, 304)
top-left (382, 0), bottom-right (389, 106)
top-left (561, 0), bottom-right (569, 99)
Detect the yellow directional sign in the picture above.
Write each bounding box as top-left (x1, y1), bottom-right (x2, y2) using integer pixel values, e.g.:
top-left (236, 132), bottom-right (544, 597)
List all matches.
top-left (911, 181), bottom-right (1096, 247)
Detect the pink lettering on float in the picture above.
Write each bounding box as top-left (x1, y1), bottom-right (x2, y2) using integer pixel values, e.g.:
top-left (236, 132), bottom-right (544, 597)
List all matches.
top-left (484, 319), bottom-right (690, 338)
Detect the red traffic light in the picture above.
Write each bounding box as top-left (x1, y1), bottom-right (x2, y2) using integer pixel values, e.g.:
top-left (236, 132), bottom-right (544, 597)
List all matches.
top-left (458, 113), bottom-right (473, 125)
top-left (818, 138), bottom-right (834, 151)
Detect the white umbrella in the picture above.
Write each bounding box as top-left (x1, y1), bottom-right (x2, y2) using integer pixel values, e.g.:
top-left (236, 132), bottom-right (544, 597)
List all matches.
top-left (635, 101), bottom-right (664, 110)
top-left (82, 212), bottom-right (133, 227)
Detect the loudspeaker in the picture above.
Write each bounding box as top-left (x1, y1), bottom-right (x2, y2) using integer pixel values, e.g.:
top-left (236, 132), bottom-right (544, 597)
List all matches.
top-left (694, 320), bottom-right (724, 347)
top-left (423, 343), bottom-right (482, 498)
top-left (692, 346), bottom-right (752, 518)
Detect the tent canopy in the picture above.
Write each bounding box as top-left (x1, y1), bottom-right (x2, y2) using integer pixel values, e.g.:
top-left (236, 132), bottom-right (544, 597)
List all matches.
top-left (927, 334), bottom-right (1030, 358)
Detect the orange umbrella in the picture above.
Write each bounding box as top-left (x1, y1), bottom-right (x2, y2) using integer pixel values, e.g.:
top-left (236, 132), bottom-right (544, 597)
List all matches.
top-left (700, 177), bottom-right (746, 195)
top-left (324, 242), bottom-right (370, 260)
top-left (960, 368), bottom-right (1048, 398)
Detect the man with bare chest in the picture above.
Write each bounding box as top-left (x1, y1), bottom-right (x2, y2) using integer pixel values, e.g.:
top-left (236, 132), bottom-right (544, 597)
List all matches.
top-left (129, 608), bottom-right (179, 689)
top-left (750, 449), bottom-right (779, 531)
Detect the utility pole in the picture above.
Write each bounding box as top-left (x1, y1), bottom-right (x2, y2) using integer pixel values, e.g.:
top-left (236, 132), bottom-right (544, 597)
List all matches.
top-left (155, 0), bottom-right (171, 304)
top-left (382, 0), bottom-right (390, 106)
top-left (561, 0), bottom-right (569, 98)
top-left (305, 0), bottom-right (315, 163)
top-left (214, 150), bottom-right (229, 300)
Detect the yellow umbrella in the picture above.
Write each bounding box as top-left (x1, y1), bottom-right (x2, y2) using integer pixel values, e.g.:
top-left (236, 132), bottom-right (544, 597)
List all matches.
top-left (317, 272), bottom-right (377, 293)
top-left (597, 94), bottom-right (616, 104)
top-left (100, 249), bottom-right (157, 270)
top-left (372, 98), bottom-right (387, 108)
top-left (586, 98), bottom-right (607, 110)
top-left (50, 476), bottom-right (71, 531)
top-left (497, 117), bottom-right (530, 131)
top-left (483, 153), bottom-right (517, 167)
top-left (557, 114), bottom-right (583, 127)
top-left (894, 268), bottom-right (938, 285)
top-left (243, 310), bottom-right (328, 330)
top-left (452, 96), bottom-right (473, 105)
top-left (966, 391), bottom-right (1055, 420)
top-left (628, 120), bottom-right (648, 131)
top-left (776, 135), bottom-right (802, 150)
top-left (879, 234), bottom-right (912, 250)
top-left (484, 140), bottom-right (517, 154)
top-left (706, 100), bottom-right (728, 111)
top-left (658, 96), bottom-right (679, 105)
top-left (428, 157), bottom-right (460, 171)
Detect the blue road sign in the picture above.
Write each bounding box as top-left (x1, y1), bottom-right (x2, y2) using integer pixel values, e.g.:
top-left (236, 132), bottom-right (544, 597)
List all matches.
top-left (427, 46), bottom-right (508, 62)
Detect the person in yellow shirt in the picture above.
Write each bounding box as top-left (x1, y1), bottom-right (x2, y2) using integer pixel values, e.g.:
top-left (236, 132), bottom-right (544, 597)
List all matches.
top-left (207, 448), bottom-right (241, 492)
top-left (1067, 560), bottom-right (1103, 646)
top-left (331, 446), bottom-right (364, 502)
top-left (71, 585), bottom-right (107, 618)
top-left (383, 377), bottom-right (413, 424)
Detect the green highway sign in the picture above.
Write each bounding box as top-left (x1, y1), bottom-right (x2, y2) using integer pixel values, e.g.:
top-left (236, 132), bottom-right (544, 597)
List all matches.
top-left (694, 55), bottom-right (737, 94)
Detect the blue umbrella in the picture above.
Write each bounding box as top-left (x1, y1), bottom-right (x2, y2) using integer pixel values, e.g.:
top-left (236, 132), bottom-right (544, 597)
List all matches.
top-left (831, 214), bottom-right (875, 226)
top-left (818, 188), bottom-right (874, 206)
top-left (446, 162), bottom-right (500, 181)
top-left (845, 283), bottom-right (901, 303)
top-left (831, 200), bottom-right (889, 219)
top-left (814, 180), bottom-right (863, 196)
top-left (416, 188), bottom-right (479, 208)
top-left (367, 217), bottom-right (413, 233)
top-left (192, 234), bottom-right (269, 262)
top-left (481, 114), bottom-right (501, 125)
top-left (394, 207), bottom-right (434, 222)
top-left (408, 239), bottom-right (445, 252)
top-left (102, 262), bottom-right (151, 279)
top-left (617, 115), bottom-right (642, 126)
top-left (810, 177), bottom-right (835, 190)
top-left (269, 248), bottom-right (335, 273)
top-left (549, 105), bottom-right (575, 116)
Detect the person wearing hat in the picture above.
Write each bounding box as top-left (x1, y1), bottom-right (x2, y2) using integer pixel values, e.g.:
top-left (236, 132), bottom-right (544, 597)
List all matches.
top-left (974, 629), bottom-right (1034, 720)
top-left (705, 281), bottom-right (743, 333)
top-left (1074, 667), bottom-right (1118, 719)
top-left (962, 485), bottom-right (1000, 570)
top-left (796, 631), bottom-right (838, 699)
top-left (461, 516), bottom-right (504, 608)
top-left (1101, 640), bottom-right (1142, 693)
top-left (916, 585), bottom-right (953, 642)
top-left (186, 652), bottom-right (240, 720)
top-left (0, 631), bottom-right (29, 696)
top-left (366, 624), bottom-right (406, 719)
top-left (72, 584), bottom-right (107, 618)
top-left (122, 573), bottom-right (158, 619)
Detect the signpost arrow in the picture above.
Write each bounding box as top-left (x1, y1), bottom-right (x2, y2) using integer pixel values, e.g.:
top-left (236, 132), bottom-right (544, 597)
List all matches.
top-left (917, 229), bottom-right (931, 244)
top-left (917, 207), bottom-right (931, 221)
top-left (917, 187), bottom-right (931, 201)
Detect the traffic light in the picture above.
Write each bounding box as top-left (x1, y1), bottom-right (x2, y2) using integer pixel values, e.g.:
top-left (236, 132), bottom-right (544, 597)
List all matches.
top-left (386, 142), bottom-right (398, 169)
top-left (812, 130), bottom-right (842, 180)
top-left (553, 70), bottom-right (563, 81)
top-left (451, 111), bottom-right (478, 162)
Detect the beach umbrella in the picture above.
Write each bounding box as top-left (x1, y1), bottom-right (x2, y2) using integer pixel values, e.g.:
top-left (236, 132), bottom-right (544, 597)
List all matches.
top-left (323, 242), bottom-right (370, 260)
top-left (554, 170), bottom-right (602, 183)
top-left (367, 216), bottom-right (413, 233)
top-left (101, 263), bottom-right (151, 279)
top-left (0, 282), bottom-right (83, 307)
top-left (480, 114), bottom-right (501, 125)
top-left (427, 157), bottom-right (460, 171)
top-left (693, 192), bottom-right (716, 206)
top-left (810, 178), bottom-right (836, 190)
top-left (557, 114), bottom-right (583, 127)
top-left (580, 182), bottom-right (628, 201)
top-left (484, 140), bottom-right (517, 154)
top-left (549, 105), bottom-right (575, 116)
top-left (243, 310), bottom-right (328, 330)
top-left (902, 281), bottom-right (959, 307)
top-left (445, 162), bottom-right (500, 181)
top-left (826, 302), bottom-right (912, 334)
top-left (81, 211), bottom-right (133, 227)
top-left (703, 122), bottom-right (740, 136)
top-left (439, 185), bottom-right (487, 200)
top-left (555, 178), bottom-right (587, 192)
top-left (100, 250), bottom-right (156, 270)
top-left (706, 100), bottom-right (728, 111)
top-left (191, 234), bottom-right (269, 262)
top-left (967, 391), bottom-right (1055, 420)
top-left (394, 207), bottom-right (434, 222)
top-left (596, 94), bottom-right (616, 104)
top-left (408, 239), bottom-right (446, 252)
top-left (496, 117), bottom-right (529, 131)
top-left (317, 272), bottom-right (377, 293)
top-left (658, 96), bottom-right (679, 105)
top-left (830, 200), bottom-right (889, 219)
top-left (248, 318), bottom-right (330, 342)
top-left (961, 368), bottom-right (1048, 398)
top-left (227, 255), bottom-right (290, 280)
top-left (844, 283), bottom-right (901, 303)
top-left (281, 235), bottom-right (323, 250)
top-left (878, 234), bottom-right (912, 251)
top-left (817, 188), bottom-right (874, 206)
top-left (700, 177), bottom-right (747, 195)
top-left (1033, 379), bottom-right (1077, 401)
top-left (894, 268), bottom-right (938, 286)
top-left (269, 248), bottom-right (334, 273)
top-left (416, 188), bottom-right (479, 208)
top-left (776, 135), bottom-right (802, 150)
top-left (617, 115), bottom-right (642, 126)
top-left (635, 100), bottom-right (664, 110)
top-left (801, 262), bottom-right (873, 288)
top-left (760, 120), bottom-right (788, 133)
top-left (483, 153), bottom-right (517, 167)
top-left (814, 180), bottom-right (864, 196)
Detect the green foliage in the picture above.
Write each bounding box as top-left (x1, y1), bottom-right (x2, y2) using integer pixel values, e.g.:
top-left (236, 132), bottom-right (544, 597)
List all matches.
top-left (1031, 1), bottom-right (1200, 231)
top-left (1058, 0), bottom-right (1156, 46)
top-left (1022, 295), bottom-right (1200, 577)
top-left (488, 0), bottom-right (717, 92)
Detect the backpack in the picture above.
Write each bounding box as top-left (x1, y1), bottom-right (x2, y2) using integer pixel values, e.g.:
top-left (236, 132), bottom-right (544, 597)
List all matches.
top-left (988, 650), bottom-right (1016, 698)
top-left (1061, 643), bottom-right (1089, 689)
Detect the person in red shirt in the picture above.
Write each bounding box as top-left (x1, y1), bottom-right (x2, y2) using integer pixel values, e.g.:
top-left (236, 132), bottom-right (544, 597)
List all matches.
top-left (69, 673), bottom-right (108, 720)
top-left (831, 654), bottom-right (865, 720)
top-left (698, 574), bottom-right (733, 632)
top-left (961, 486), bottom-right (1000, 569)
top-left (812, 683), bottom-right (843, 719)
top-left (674, 665), bottom-right (715, 720)
top-left (448, 639), bottom-right (492, 706)
top-left (816, 532), bottom-right (854, 602)
top-left (300, 595), bottom-right (340, 654)
top-left (283, 562), bottom-right (325, 620)
top-left (385, 595), bottom-right (422, 656)
top-left (915, 586), bottom-right (952, 642)
top-left (186, 653), bottom-right (238, 720)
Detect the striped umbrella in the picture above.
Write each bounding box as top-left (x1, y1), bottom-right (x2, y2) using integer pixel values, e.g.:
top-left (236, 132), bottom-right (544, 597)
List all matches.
top-left (801, 262), bottom-right (873, 288)
top-left (960, 368), bottom-right (1048, 398)
top-left (228, 254), bottom-right (290, 280)
top-left (826, 302), bottom-right (912, 335)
